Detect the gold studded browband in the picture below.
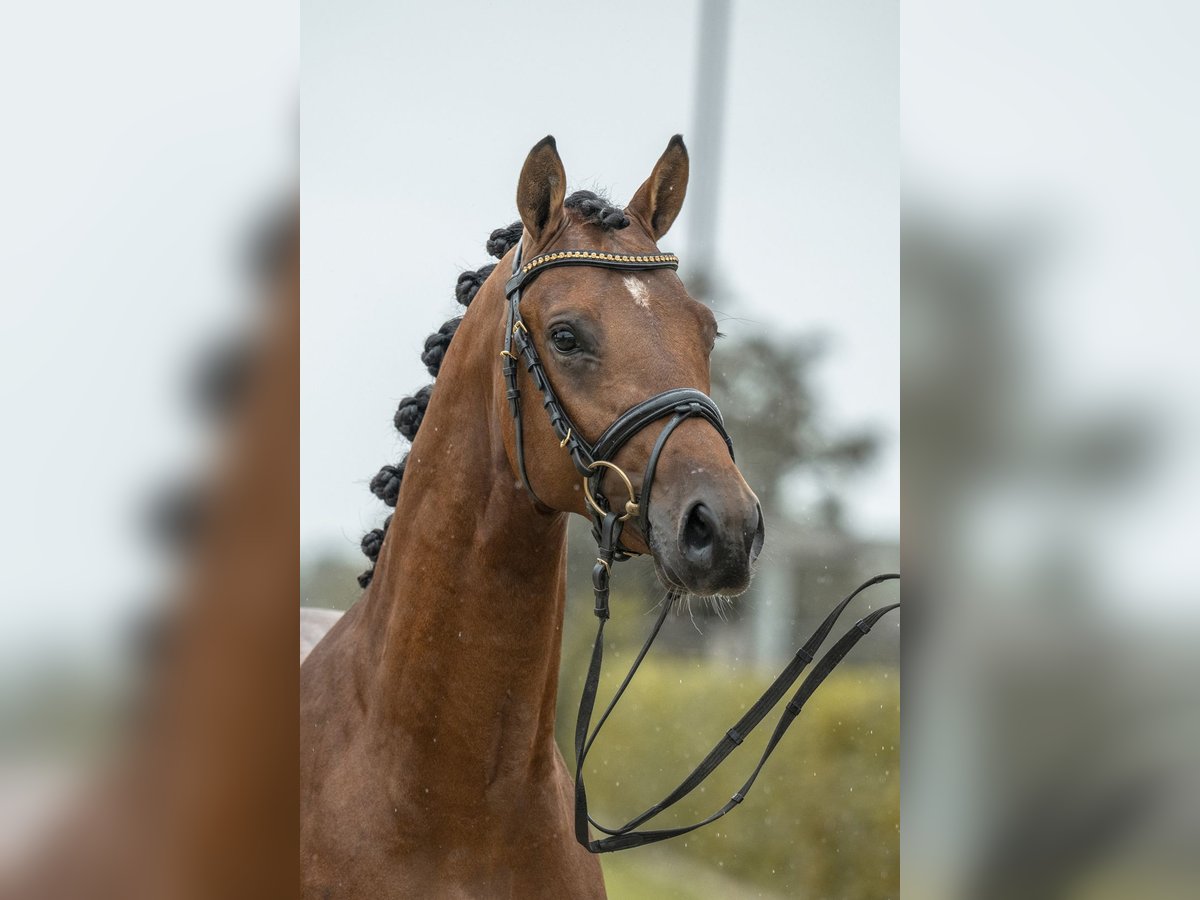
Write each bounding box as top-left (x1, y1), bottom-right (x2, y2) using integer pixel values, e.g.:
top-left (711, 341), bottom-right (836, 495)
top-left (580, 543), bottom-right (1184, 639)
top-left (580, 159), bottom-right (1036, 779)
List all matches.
top-left (504, 249), bottom-right (679, 296)
top-left (520, 250), bottom-right (678, 274)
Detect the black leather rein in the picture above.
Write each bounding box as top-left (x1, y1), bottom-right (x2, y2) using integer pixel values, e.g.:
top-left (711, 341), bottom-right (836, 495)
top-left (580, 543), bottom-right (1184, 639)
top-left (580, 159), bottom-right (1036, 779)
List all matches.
top-left (500, 240), bottom-right (900, 853)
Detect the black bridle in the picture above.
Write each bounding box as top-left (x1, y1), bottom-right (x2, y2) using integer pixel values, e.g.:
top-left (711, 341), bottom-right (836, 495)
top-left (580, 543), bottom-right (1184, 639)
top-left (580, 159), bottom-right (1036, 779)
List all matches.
top-left (502, 240), bottom-right (900, 853)
top-left (502, 244), bottom-right (731, 552)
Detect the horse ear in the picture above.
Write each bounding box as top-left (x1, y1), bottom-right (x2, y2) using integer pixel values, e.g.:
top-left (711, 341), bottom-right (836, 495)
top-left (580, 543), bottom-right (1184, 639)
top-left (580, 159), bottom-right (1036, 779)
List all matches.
top-left (516, 135), bottom-right (567, 243)
top-left (628, 135), bottom-right (689, 240)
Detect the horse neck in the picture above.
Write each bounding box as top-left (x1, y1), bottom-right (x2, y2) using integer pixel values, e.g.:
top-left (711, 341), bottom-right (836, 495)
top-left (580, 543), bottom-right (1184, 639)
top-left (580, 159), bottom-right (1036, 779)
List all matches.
top-left (353, 291), bottom-right (571, 800)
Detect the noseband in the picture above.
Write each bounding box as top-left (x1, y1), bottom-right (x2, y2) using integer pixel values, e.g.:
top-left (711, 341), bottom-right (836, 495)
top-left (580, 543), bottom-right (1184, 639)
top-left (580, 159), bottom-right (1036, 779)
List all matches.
top-left (501, 240), bottom-right (899, 853)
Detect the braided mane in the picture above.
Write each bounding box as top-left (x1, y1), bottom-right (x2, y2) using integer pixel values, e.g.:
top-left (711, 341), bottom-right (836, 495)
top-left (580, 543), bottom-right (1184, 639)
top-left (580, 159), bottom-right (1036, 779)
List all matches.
top-left (357, 192), bottom-right (631, 587)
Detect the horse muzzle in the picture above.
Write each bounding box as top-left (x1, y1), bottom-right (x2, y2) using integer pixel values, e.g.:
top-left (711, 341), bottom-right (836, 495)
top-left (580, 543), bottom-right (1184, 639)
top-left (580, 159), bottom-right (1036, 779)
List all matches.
top-left (652, 485), bottom-right (764, 597)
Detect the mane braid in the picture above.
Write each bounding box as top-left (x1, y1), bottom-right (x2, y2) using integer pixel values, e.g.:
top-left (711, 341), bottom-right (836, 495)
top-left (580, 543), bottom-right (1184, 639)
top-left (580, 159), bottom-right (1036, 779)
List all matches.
top-left (393, 385), bottom-right (433, 441)
top-left (486, 221), bottom-right (523, 259)
top-left (456, 265), bottom-right (495, 307)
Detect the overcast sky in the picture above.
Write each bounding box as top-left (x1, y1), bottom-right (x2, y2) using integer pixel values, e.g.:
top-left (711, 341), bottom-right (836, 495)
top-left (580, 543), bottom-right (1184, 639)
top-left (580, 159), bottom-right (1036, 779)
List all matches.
top-left (301, 0), bottom-right (899, 562)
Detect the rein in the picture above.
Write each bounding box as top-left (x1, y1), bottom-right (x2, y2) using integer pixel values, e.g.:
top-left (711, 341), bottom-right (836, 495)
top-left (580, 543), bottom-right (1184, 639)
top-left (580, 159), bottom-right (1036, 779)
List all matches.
top-left (501, 240), bottom-right (900, 853)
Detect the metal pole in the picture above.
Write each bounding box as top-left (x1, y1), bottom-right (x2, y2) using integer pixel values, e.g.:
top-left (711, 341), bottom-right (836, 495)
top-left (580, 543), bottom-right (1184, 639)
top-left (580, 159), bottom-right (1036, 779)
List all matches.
top-left (687, 0), bottom-right (732, 300)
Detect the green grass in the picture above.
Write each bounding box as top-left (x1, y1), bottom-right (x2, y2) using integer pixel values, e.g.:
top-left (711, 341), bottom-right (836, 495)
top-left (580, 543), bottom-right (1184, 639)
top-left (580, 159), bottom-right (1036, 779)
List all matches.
top-left (601, 845), bottom-right (790, 900)
top-left (601, 854), bottom-right (719, 900)
top-left (558, 657), bottom-right (899, 900)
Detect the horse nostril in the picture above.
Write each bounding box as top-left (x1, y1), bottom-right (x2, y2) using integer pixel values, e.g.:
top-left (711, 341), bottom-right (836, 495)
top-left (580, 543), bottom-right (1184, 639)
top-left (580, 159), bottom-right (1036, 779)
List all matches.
top-left (681, 501), bottom-right (716, 563)
top-left (747, 504), bottom-right (765, 561)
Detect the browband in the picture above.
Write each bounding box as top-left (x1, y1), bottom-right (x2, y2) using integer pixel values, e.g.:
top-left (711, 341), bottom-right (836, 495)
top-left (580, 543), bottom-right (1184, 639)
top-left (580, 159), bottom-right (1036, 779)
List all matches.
top-left (505, 249), bottom-right (679, 297)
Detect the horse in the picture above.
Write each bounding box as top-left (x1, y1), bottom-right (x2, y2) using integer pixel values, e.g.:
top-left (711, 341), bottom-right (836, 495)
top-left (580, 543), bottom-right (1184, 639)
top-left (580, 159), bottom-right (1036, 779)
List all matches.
top-left (299, 135), bottom-right (765, 898)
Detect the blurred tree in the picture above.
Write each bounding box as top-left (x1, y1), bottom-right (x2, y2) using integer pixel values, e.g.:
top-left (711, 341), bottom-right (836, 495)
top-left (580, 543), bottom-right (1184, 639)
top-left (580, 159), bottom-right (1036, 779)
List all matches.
top-left (709, 333), bottom-right (878, 524)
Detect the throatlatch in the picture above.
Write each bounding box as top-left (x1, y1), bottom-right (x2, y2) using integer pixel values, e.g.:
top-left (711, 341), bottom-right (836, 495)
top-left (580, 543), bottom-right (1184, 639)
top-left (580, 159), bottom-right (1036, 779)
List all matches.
top-left (501, 239), bottom-right (900, 853)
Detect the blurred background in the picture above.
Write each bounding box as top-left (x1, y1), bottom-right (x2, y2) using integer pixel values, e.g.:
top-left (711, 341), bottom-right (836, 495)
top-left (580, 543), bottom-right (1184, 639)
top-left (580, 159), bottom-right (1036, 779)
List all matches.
top-left (904, 1), bottom-right (1200, 897)
top-left (300, 0), bottom-right (898, 897)
top-left (13, 1), bottom-right (1198, 898)
top-left (0, 0), bottom-right (298, 894)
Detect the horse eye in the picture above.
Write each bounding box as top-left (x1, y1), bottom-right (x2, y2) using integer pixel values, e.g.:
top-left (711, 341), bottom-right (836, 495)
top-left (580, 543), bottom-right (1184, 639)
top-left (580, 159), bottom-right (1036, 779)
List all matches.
top-left (550, 327), bottom-right (579, 353)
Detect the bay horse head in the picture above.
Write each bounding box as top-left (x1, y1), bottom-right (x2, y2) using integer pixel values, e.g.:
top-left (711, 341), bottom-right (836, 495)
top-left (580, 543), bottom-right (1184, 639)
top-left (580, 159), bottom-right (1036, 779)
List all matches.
top-left (497, 135), bottom-right (764, 598)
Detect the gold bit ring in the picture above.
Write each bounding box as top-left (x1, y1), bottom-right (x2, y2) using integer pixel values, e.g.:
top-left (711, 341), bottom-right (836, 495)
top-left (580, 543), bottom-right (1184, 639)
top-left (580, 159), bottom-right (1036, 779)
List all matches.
top-left (584, 460), bottom-right (640, 521)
